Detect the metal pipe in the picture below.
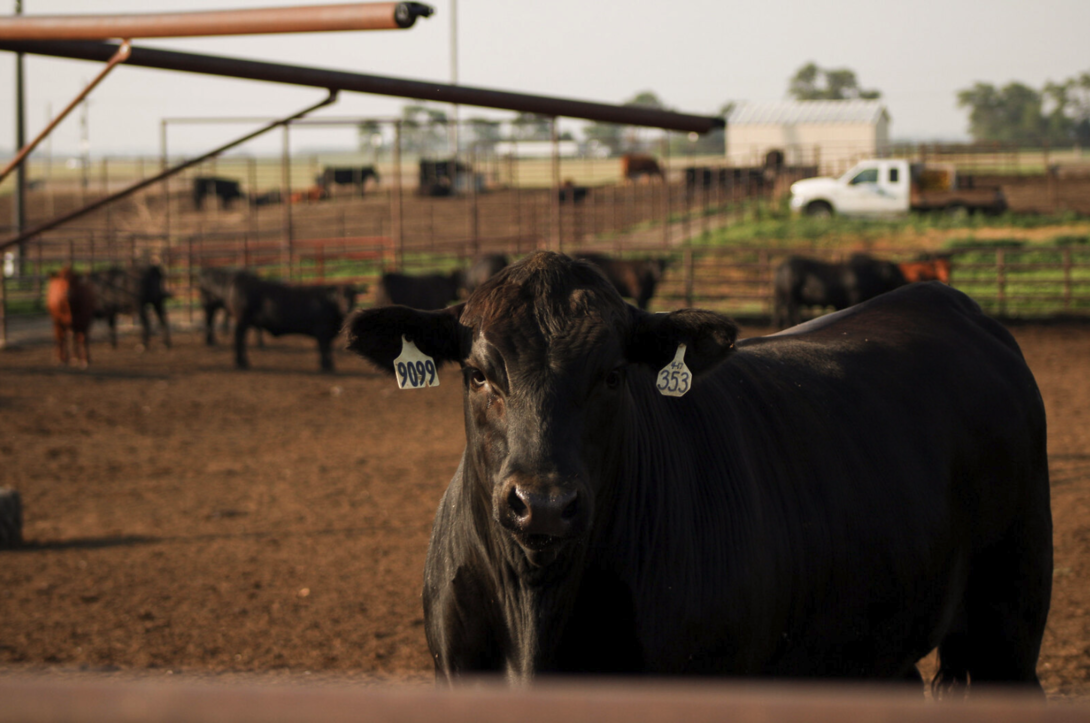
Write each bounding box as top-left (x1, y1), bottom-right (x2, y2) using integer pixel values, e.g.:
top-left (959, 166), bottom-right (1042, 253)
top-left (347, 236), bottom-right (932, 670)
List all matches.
top-left (0, 40), bottom-right (131, 186)
top-left (0, 3), bottom-right (433, 40)
top-left (0, 40), bottom-right (725, 134)
top-left (0, 91), bottom-right (338, 253)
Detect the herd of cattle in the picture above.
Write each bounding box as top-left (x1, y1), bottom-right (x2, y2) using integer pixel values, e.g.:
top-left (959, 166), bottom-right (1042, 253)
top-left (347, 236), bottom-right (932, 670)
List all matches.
top-left (43, 249), bottom-right (1053, 695)
top-left (45, 251), bottom-right (951, 372)
top-left (347, 251), bottom-right (1050, 692)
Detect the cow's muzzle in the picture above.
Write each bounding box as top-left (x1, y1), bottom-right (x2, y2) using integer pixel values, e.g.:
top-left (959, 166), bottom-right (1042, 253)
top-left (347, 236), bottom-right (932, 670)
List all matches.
top-left (495, 475), bottom-right (590, 552)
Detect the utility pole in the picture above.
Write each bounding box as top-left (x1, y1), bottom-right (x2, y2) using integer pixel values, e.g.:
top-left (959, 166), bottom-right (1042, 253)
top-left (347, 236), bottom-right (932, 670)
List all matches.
top-left (449, 0), bottom-right (459, 158)
top-left (13, 0), bottom-right (27, 276)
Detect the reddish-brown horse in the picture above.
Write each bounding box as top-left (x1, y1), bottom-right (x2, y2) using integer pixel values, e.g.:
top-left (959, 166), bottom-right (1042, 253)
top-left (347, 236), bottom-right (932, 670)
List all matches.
top-left (899, 256), bottom-right (952, 284)
top-left (46, 267), bottom-right (96, 367)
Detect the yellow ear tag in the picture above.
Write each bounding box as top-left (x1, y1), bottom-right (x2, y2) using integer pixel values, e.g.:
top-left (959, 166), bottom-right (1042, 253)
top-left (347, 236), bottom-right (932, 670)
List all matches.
top-left (394, 336), bottom-right (439, 390)
top-left (655, 343), bottom-right (691, 397)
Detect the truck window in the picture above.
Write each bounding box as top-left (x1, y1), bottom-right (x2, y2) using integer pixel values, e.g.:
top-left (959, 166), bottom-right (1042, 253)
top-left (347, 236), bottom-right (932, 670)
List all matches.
top-left (889, 167), bottom-right (900, 183)
top-left (849, 168), bottom-right (879, 185)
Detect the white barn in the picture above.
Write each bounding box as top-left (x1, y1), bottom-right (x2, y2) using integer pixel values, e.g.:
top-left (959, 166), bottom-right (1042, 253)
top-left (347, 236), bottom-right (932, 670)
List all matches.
top-left (725, 100), bottom-right (890, 174)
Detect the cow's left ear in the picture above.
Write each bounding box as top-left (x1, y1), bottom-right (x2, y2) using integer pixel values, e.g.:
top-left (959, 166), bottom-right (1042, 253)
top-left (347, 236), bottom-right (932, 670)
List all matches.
top-left (626, 307), bottom-right (738, 377)
top-left (345, 304), bottom-right (467, 374)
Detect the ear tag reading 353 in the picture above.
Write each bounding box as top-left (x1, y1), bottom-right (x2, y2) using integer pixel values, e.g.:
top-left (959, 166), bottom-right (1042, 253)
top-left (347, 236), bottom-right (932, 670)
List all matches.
top-left (394, 336), bottom-right (439, 390)
top-left (656, 343), bottom-right (691, 398)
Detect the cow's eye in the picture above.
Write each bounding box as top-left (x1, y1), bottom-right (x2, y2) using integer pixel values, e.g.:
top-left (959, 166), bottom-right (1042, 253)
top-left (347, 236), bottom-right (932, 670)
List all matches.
top-left (605, 368), bottom-right (623, 390)
top-left (467, 368), bottom-right (487, 390)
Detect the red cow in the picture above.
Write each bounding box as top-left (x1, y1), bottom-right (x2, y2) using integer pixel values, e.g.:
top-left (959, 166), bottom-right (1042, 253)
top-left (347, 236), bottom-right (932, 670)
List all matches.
top-left (46, 267), bottom-right (96, 367)
top-left (899, 257), bottom-right (952, 284)
top-left (621, 153), bottom-right (664, 182)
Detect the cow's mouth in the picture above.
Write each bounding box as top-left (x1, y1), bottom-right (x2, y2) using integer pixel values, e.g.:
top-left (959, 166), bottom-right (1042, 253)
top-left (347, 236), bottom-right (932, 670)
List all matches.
top-left (512, 532), bottom-right (568, 567)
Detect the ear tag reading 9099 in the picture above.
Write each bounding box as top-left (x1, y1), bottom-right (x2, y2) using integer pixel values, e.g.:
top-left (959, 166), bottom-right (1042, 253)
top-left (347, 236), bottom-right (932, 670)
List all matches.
top-left (656, 343), bottom-right (691, 398)
top-left (394, 336), bottom-right (439, 390)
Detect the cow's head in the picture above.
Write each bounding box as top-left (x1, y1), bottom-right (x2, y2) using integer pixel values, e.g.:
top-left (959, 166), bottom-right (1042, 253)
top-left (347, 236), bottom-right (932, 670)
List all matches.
top-left (345, 252), bottom-right (737, 566)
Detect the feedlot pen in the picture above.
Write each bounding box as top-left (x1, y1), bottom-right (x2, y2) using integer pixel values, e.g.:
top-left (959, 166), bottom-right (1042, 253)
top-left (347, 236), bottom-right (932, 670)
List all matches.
top-left (1, 321), bottom-right (1090, 701)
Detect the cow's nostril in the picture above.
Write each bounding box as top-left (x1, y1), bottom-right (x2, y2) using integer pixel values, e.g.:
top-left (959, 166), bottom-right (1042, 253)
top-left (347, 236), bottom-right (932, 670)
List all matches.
top-left (561, 497), bottom-right (579, 521)
top-left (507, 488), bottom-right (528, 518)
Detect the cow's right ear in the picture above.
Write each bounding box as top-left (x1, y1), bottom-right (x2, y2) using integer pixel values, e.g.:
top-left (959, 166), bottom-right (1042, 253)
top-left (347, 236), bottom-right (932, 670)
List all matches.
top-left (625, 307), bottom-right (738, 377)
top-left (345, 304), bottom-right (466, 374)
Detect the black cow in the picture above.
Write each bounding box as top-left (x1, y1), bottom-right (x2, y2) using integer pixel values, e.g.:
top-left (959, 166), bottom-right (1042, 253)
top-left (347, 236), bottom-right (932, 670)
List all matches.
top-left (463, 254), bottom-right (509, 295)
top-left (573, 252), bottom-right (669, 310)
top-left (558, 183), bottom-right (589, 204)
top-left (193, 177), bottom-right (243, 210)
top-left (87, 264), bottom-right (172, 349)
top-left (197, 267), bottom-right (262, 346)
top-left (344, 251), bottom-right (1051, 692)
top-left (227, 276), bottom-right (355, 371)
top-left (318, 166), bottom-right (380, 195)
top-left (373, 271), bottom-right (464, 310)
top-left (773, 253), bottom-right (907, 329)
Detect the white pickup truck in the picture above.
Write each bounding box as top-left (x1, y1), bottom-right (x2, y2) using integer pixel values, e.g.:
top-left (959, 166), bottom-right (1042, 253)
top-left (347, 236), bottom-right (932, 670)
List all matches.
top-left (789, 158), bottom-right (1006, 218)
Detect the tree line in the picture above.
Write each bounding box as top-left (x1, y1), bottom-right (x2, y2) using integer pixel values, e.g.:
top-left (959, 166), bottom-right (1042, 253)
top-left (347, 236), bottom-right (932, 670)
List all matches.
top-left (357, 63), bottom-right (1090, 156)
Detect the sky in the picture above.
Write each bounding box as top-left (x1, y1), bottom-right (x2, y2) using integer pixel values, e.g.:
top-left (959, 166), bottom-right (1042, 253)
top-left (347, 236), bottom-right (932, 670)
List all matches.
top-left (0, 0), bottom-right (1088, 158)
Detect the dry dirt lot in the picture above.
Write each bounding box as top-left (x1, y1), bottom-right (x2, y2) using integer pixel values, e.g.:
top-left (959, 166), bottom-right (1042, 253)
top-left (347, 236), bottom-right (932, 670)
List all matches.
top-left (2, 321), bottom-right (1090, 698)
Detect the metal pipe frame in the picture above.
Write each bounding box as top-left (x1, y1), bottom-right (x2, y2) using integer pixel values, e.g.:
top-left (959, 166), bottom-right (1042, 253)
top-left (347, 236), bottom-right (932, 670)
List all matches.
top-left (0, 40), bottom-right (131, 185)
top-left (0, 3), bottom-right (434, 40)
top-left (0, 91), bottom-right (339, 253)
top-left (0, 40), bottom-right (725, 134)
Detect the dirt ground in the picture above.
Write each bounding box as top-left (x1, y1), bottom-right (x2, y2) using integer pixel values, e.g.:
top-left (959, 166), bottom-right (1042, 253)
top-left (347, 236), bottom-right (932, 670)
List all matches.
top-left (2, 320), bottom-right (1090, 698)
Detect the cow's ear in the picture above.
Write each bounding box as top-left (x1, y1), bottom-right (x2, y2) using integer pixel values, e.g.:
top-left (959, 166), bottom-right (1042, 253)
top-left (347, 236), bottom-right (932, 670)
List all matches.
top-left (345, 304), bottom-right (466, 374)
top-left (626, 307), bottom-right (738, 377)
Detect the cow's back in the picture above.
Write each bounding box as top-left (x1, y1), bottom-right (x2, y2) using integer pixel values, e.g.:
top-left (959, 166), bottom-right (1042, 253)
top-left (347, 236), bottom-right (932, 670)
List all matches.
top-left (584, 282), bottom-right (1048, 676)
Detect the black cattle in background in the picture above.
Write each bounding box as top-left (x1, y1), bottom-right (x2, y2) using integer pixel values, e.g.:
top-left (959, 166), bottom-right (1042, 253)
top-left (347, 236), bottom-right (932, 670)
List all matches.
top-left (318, 166), bottom-right (380, 195)
top-left (573, 252), bottom-right (669, 310)
top-left (463, 254), bottom-right (509, 295)
top-left (773, 253), bottom-right (907, 329)
top-left (343, 251), bottom-right (1051, 689)
top-left (198, 267), bottom-right (264, 346)
top-left (193, 177), bottom-right (243, 210)
top-left (373, 270), bottom-right (464, 310)
top-left (558, 182), bottom-right (589, 204)
top-left (226, 276), bottom-right (356, 372)
top-left (87, 264), bottom-right (172, 349)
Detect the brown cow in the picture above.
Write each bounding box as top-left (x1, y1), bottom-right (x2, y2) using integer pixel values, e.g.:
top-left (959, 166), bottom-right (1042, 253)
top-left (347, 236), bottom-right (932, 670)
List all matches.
top-left (621, 153), bottom-right (664, 182)
top-left (46, 267), bottom-right (96, 367)
top-left (899, 256), bottom-right (952, 284)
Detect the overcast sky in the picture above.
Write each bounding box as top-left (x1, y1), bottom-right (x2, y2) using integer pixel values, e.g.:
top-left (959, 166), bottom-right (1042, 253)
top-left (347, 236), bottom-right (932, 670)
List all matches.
top-left (0, 0), bottom-right (1087, 157)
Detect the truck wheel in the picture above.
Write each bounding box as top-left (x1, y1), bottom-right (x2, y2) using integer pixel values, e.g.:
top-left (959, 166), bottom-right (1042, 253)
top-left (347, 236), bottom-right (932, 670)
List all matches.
top-left (0, 488), bottom-right (23, 549)
top-left (806, 201), bottom-right (833, 218)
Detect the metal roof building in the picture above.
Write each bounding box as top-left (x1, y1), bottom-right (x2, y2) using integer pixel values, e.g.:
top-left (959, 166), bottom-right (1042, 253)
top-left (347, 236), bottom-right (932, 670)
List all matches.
top-left (726, 100), bottom-right (890, 173)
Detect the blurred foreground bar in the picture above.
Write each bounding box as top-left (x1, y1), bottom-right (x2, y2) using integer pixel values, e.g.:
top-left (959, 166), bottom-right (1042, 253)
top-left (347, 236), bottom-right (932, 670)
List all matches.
top-left (0, 676), bottom-right (1079, 723)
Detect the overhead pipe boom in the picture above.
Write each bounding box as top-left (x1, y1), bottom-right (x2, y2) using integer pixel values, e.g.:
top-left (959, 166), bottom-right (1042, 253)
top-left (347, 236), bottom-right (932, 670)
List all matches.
top-left (0, 3), bottom-right (434, 39)
top-left (0, 39), bottom-right (725, 134)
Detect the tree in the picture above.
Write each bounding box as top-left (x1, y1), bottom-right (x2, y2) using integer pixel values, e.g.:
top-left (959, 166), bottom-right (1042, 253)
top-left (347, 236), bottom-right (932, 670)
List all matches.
top-left (957, 70), bottom-right (1090, 146)
top-left (400, 103), bottom-right (448, 155)
top-left (957, 82), bottom-right (1047, 144)
top-left (465, 117), bottom-right (502, 152)
top-left (511, 112), bottom-right (552, 142)
top-left (788, 62), bottom-right (881, 101)
top-left (357, 119), bottom-right (384, 158)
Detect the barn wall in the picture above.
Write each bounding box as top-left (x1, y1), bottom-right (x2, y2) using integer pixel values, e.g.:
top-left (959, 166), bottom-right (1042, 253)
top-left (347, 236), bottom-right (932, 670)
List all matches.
top-left (726, 120), bottom-right (888, 175)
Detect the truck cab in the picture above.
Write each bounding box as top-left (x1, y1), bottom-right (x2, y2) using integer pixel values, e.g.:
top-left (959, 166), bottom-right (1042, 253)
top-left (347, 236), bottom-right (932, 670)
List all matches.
top-left (789, 159), bottom-right (911, 217)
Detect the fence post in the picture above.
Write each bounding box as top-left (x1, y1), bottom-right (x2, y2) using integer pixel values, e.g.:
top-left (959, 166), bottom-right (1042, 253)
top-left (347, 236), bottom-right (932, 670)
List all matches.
top-left (0, 267), bottom-right (7, 349)
top-left (996, 248), bottom-right (1006, 318)
top-left (281, 124), bottom-right (293, 281)
top-left (684, 246), bottom-right (694, 309)
top-left (1063, 247), bottom-right (1072, 313)
top-left (392, 120), bottom-right (403, 270)
top-left (187, 234), bottom-right (195, 326)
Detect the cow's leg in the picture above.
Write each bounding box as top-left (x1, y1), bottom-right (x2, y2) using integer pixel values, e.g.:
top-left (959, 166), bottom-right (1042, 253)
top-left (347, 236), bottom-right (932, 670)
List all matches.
top-left (75, 329), bottom-right (90, 368)
top-left (155, 302), bottom-right (172, 348)
top-left (107, 314), bottom-right (118, 349)
top-left (137, 306), bottom-right (152, 350)
top-left (317, 335), bottom-right (334, 372)
top-left (957, 488), bottom-right (1051, 694)
top-left (204, 304), bottom-right (218, 346)
top-left (53, 322), bottom-right (68, 365)
top-left (234, 320), bottom-right (251, 369)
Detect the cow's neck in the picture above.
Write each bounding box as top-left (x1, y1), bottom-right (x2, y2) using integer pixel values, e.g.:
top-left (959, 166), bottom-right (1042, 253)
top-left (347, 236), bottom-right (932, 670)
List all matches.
top-left (462, 462), bottom-right (589, 680)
